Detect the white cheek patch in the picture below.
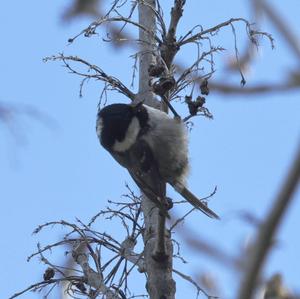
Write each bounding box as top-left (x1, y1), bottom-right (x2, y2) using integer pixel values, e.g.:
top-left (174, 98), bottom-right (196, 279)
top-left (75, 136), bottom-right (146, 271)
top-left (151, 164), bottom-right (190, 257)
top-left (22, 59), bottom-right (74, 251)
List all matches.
top-left (113, 116), bottom-right (140, 152)
top-left (96, 118), bottom-right (103, 138)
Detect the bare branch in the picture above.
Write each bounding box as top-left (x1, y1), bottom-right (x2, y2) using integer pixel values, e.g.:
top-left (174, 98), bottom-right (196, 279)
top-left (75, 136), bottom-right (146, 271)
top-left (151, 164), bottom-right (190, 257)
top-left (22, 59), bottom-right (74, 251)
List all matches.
top-left (238, 144), bottom-right (300, 299)
top-left (173, 269), bottom-right (216, 299)
top-left (69, 16), bottom-right (162, 45)
top-left (208, 79), bottom-right (300, 95)
top-left (0, 102), bottom-right (56, 144)
top-left (152, 213), bottom-right (168, 261)
top-left (167, 0), bottom-right (186, 41)
top-left (170, 186), bottom-right (218, 230)
top-left (179, 17), bottom-right (272, 47)
top-left (174, 60), bottom-right (300, 96)
top-left (261, 1), bottom-right (300, 62)
top-left (230, 23), bottom-right (246, 86)
top-left (174, 47), bottom-right (223, 98)
top-left (181, 229), bottom-right (240, 269)
top-left (9, 278), bottom-right (77, 299)
top-left (139, 0), bottom-right (167, 38)
top-left (44, 54), bottom-right (136, 101)
top-left (120, 237), bottom-right (145, 272)
top-left (73, 242), bottom-right (120, 298)
top-left (138, 1), bottom-right (176, 298)
top-left (159, 0), bottom-right (186, 67)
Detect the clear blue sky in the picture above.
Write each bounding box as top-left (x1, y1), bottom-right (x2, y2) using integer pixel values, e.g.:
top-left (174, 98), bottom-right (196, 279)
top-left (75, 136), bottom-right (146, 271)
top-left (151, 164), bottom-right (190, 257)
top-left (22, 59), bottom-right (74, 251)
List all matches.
top-left (1, 1), bottom-right (299, 298)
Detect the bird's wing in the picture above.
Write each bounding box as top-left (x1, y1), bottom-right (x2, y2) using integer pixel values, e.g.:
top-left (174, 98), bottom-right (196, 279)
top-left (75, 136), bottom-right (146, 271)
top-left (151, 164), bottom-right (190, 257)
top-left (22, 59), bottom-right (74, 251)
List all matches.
top-left (111, 139), bottom-right (168, 214)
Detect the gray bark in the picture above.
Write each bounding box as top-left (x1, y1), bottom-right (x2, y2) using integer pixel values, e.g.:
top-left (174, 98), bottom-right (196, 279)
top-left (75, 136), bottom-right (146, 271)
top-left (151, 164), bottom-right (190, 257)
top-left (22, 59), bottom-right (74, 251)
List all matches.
top-left (138, 1), bottom-right (176, 298)
top-left (136, 0), bottom-right (160, 108)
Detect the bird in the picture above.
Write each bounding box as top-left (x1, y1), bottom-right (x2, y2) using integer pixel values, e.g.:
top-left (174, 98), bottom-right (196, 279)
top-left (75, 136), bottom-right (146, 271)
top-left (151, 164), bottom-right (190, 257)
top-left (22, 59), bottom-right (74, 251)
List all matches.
top-left (96, 102), bottom-right (219, 219)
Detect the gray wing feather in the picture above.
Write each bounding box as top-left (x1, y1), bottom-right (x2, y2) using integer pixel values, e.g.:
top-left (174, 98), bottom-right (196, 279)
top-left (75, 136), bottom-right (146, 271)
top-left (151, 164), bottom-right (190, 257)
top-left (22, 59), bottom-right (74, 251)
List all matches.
top-left (111, 139), bottom-right (168, 214)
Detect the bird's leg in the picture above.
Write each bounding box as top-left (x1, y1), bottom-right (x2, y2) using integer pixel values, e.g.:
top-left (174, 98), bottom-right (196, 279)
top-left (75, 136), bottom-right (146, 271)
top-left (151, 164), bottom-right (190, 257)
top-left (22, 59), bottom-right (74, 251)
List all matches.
top-left (165, 197), bottom-right (174, 210)
top-left (161, 95), bottom-right (181, 119)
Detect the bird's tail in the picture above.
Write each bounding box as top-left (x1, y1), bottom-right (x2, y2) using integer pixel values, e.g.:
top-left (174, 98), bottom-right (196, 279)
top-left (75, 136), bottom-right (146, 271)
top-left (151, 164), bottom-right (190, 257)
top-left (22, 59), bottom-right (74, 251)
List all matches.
top-left (173, 183), bottom-right (220, 219)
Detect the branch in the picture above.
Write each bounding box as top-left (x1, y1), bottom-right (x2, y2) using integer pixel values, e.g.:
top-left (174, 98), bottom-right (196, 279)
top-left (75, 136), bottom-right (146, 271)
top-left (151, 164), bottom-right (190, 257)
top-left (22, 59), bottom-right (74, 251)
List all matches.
top-left (138, 1), bottom-right (176, 298)
top-left (159, 0), bottom-right (186, 67)
top-left (152, 213), bottom-right (168, 261)
top-left (44, 54), bottom-right (136, 101)
top-left (69, 16), bottom-right (162, 45)
top-left (173, 269), bottom-right (216, 299)
top-left (174, 47), bottom-right (223, 96)
top-left (9, 278), bottom-right (79, 299)
top-left (73, 242), bottom-right (120, 298)
top-left (167, 0), bottom-right (186, 41)
top-left (120, 237), bottom-right (145, 272)
top-left (139, 0), bottom-right (167, 38)
top-left (170, 186), bottom-right (218, 230)
top-left (180, 229), bottom-right (239, 269)
top-left (208, 79), bottom-right (300, 95)
top-left (238, 144), bottom-right (300, 299)
top-left (179, 17), bottom-right (272, 46)
top-left (175, 61), bottom-right (300, 96)
top-left (261, 1), bottom-right (300, 62)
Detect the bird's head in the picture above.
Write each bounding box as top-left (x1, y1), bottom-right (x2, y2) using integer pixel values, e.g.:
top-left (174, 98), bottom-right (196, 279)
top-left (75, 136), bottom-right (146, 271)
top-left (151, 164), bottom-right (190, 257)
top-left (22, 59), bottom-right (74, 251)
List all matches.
top-left (96, 102), bottom-right (148, 152)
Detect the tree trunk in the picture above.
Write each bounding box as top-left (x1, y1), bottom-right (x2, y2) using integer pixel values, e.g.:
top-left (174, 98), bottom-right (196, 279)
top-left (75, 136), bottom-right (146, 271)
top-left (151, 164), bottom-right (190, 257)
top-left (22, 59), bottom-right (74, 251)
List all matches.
top-left (138, 1), bottom-right (176, 298)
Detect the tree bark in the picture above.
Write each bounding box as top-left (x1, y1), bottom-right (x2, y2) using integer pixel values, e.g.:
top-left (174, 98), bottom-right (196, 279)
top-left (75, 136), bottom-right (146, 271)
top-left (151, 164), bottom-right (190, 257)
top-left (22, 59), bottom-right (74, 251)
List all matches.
top-left (138, 1), bottom-right (176, 298)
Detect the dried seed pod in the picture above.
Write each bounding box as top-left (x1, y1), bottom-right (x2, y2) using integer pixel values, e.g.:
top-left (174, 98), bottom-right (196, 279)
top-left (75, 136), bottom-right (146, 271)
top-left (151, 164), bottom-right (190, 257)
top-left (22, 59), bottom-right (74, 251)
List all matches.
top-left (195, 96), bottom-right (206, 107)
top-left (185, 95), bottom-right (206, 116)
top-left (185, 96), bottom-right (197, 116)
top-left (89, 289), bottom-right (97, 298)
top-left (200, 79), bottom-right (209, 95)
top-left (75, 281), bottom-right (87, 293)
top-left (185, 95), bottom-right (192, 103)
top-left (148, 64), bottom-right (165, 77)
top-left (43, 267), bottom-right (55, 281)
top-left (165, 197), bottom-right (174, 210)
top-left (152, 76), bottom-right (176, 96)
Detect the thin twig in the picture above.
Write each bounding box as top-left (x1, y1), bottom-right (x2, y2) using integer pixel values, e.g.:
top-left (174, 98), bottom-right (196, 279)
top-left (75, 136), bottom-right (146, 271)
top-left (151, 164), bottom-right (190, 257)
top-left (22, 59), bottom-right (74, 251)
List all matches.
top-left (179, 18), bottom-right (250, 46)
top-left (173, 269), bottom-right (217, 299)
top-left (170, 186), bottom-right (217, 230)
top-left (44, 54), bottom-right (136, 101)
top-left (69, 16), bottom-right (162, 44)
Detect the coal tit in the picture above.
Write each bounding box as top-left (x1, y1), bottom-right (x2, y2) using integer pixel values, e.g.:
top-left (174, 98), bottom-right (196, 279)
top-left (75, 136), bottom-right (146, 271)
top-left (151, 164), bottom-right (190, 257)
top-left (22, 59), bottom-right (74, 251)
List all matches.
top-left (96, 102), bottom-right (219, 219)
